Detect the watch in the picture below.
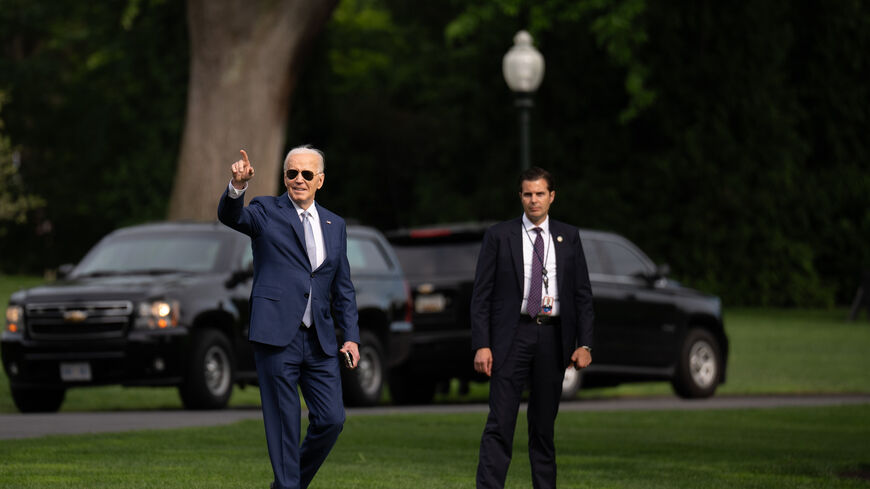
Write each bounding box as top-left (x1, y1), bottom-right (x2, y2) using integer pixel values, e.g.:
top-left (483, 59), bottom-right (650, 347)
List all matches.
top-left (580, 345), bottom-right (592, 353)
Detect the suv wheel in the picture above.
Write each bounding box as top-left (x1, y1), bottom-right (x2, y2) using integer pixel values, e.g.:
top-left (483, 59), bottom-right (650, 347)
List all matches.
top-left (180, 329), bottom-right (234, 409)
top-left (11, 386), bottom-right (65, 413)
top-left (672, 328), bottom-right (721, 399)
top-left (561, 366), bottom-right (582, 400)
top-left (341, 331), bottom-right (384, 406)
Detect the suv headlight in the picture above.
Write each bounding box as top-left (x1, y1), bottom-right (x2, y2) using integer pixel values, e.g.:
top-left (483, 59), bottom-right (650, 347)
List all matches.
top-left (135, 300), bottom-right (180, 330)
top-left (5, 305), bottom-right (23, 333)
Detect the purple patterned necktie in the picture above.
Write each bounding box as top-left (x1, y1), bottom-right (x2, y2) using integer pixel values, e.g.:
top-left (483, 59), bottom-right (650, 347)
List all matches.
top-left (527, 227), bottom-right (544, 318)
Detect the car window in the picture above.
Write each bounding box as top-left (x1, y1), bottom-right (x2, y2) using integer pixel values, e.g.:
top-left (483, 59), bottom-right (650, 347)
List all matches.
top-left (76, 233), bottom-right (226, 274)
top-left (347, 237), bottom-right (392, 273)
top-left (392, 243), bottom-right (480, 280)
top-left (581, 238), bottom-right (604, 275)
top-left (601, 241), bottom-right (650, 277)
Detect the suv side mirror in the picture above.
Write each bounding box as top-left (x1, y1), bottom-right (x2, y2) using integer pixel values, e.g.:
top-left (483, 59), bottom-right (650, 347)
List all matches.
top-left (646, 263), bottom-right (671, 288)
top-left (655, 263), bottom-right (670, 278)
top-left (225, 266), bottom-right (254, 288)
top-left (637, 263), bottom-right (670, 287)
top-left (57, 263), bottom-right (75, 279)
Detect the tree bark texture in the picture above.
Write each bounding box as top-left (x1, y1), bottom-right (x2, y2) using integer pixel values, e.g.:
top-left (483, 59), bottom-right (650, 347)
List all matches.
top-left (168, 0), bottom-right (337, 220)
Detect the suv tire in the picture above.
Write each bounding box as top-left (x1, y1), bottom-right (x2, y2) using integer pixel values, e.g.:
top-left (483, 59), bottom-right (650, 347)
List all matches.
top-left (179, 329), bottom-right (234, 409)
top-left (672, 328), bottom-right (721, 399)
top-left (341, 331), bottom-right (384, 406)
top-left (11, 386), bottom-right (65, 413)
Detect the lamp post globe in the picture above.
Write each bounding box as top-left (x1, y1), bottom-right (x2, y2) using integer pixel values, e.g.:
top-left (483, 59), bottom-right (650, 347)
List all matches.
top-left (503, 30), bottom-right (545, 93)
top-left (503, 30), bottom-right (545, 171)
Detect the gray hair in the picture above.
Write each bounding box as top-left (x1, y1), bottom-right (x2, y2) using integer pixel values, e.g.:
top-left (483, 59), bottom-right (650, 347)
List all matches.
top-left (284, 145), bottom-right (325, 173)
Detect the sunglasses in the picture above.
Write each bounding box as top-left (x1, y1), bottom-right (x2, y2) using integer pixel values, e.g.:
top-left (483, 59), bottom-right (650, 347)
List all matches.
top-left (285, 169), bottom-right (321, 181)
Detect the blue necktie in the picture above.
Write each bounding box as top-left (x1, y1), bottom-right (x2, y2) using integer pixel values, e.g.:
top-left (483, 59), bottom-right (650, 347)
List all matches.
top-left (302, 211), bottom-right (317, 326)
top-left (528, 227), bottom-right (544, 318)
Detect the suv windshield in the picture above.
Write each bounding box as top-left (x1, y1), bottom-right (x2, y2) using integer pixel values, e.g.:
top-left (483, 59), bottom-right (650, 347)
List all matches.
top-left (392, 242), bottom-right (480, 280)
top-left (74, 232), bottom-right (228, 276)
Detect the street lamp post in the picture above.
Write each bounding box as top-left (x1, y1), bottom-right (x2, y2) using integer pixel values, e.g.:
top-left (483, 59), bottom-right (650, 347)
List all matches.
top-left (503, 30), bottom-right (545, 171)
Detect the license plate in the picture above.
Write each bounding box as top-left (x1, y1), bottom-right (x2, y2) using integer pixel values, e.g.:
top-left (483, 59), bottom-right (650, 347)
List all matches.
top-left (60, 362), bottom-right (92, 382)
top-left (415, 294), bottom-right (446, 313)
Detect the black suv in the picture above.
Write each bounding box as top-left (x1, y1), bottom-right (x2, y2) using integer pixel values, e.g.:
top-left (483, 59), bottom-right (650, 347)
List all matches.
top-left (2, 222), bottom-right (412, 412)
top-left (387, 223), bottom-right (728, 402)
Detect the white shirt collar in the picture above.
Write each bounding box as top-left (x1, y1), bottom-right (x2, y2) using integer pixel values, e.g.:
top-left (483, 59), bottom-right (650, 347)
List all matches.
top-left (290, 198), bottom-right (319, 222)
top-left (522, 214), bottom-right (549, 235)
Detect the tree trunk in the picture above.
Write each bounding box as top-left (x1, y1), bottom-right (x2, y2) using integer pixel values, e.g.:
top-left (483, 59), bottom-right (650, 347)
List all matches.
top-left (168, 0), bottom-right (337, 220)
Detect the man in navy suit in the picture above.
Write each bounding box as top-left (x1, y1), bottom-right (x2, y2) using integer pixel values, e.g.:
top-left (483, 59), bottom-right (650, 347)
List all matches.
top-left (471, 167), bottom-right (594, 489)
top-left (218, 146), bottom-right (360, 489)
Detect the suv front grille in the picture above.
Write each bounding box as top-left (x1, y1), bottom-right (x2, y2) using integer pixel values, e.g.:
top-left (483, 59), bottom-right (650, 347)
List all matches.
top-left (25, 301), bottom-right (133, 340)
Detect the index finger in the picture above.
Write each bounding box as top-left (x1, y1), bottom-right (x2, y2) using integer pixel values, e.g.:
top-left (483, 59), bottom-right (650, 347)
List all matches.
top-left (239, 149), bottom-right (250, 165)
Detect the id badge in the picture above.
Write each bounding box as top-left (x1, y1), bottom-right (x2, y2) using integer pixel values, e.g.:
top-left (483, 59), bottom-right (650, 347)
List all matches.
top-left (541, 296), bottom-right (554, 315)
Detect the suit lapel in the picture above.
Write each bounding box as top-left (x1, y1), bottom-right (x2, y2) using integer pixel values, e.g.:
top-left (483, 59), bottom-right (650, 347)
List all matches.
top-left (508, 218), bottom-right (524, 296)
top-left (278, 194), bottom-right (307, 252)
top-left (551, 221), bottom-right (567, 294)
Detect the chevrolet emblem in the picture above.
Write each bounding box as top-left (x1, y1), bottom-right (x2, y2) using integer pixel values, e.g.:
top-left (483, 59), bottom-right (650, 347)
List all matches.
top-left (64, 310), bottom-right (88, 323)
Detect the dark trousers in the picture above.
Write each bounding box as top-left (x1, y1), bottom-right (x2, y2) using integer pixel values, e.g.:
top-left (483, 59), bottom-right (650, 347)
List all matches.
top-left (477, 319), bottom-right (563, 489)
top-left (253, 325), bottom-right (345, 489)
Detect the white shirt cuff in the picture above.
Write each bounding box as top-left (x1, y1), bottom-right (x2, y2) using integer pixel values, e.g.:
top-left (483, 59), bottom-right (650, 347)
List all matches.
top-left (227, 181), bottom-right (247, 199)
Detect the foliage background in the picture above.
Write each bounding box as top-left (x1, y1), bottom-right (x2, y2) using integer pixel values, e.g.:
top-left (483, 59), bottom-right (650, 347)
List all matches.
top-left (0, 0), bottom-right (868, 307)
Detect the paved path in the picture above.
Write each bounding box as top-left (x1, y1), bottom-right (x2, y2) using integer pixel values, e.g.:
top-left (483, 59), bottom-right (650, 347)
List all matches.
top-left (2, 394), bottom-right (868, 440)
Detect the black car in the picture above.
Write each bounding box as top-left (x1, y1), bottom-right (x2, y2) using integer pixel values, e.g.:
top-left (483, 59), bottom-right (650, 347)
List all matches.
top-left (2, 221), bottom-right (412, 412)
top-left (387, 223), bottom-right (728, 402)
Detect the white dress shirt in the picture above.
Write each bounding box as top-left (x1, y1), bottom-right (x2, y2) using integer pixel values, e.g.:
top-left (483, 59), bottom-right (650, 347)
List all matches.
top-left (520, 214), bottom-right (560, 316)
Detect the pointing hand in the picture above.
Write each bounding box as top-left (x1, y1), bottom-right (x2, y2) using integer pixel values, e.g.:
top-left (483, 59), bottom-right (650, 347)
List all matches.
top-left (231, 149), bottom-right (254, 189)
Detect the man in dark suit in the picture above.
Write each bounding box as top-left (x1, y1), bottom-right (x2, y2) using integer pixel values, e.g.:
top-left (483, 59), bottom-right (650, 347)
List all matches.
top-left (218, 146), bottom-right (360, 489)
top-left (471, 166), bottom-right (594, 489)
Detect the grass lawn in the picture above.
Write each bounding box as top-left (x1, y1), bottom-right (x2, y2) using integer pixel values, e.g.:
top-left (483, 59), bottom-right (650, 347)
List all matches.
top-left (2, 405), bottom-right (869, 488)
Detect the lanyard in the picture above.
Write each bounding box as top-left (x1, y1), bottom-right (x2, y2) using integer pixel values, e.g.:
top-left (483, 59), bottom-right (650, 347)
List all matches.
top-left (524, 225), bottom-right (551, 294)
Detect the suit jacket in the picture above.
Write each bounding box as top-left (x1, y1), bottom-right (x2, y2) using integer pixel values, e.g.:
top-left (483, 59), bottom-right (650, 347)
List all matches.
top-left (218, 189), bottom-right (360, 354)
top-left (470, 217), bottom-right (594, 369)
